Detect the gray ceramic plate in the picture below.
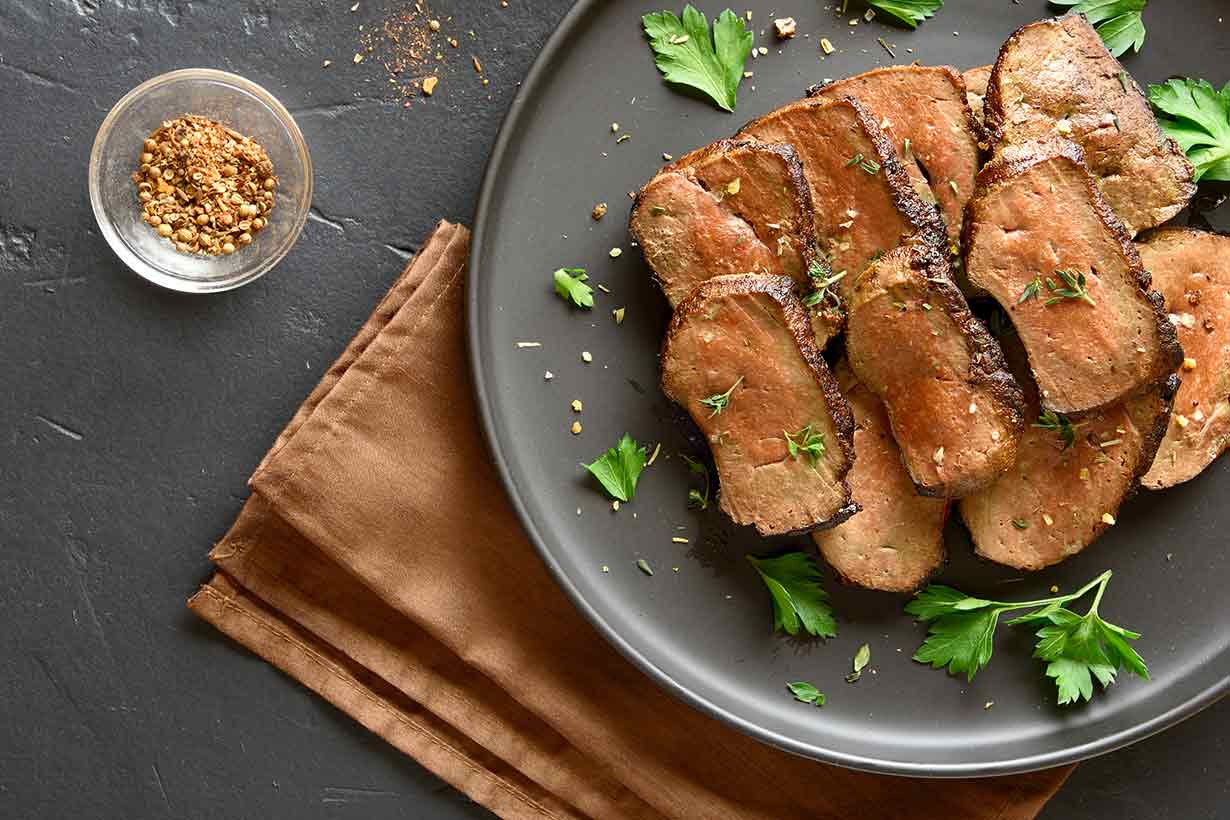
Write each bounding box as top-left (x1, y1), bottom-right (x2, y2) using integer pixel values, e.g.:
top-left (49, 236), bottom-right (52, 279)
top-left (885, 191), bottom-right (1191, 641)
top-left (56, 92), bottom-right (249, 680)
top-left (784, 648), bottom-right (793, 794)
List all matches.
top-left (469, 0), bottom-right (1229, 775)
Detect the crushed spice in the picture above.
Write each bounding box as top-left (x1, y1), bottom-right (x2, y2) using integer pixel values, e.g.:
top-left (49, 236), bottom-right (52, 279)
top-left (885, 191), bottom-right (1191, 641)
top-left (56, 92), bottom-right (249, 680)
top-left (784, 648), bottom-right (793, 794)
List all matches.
top-left (133, 115), bottom-right (277, 257)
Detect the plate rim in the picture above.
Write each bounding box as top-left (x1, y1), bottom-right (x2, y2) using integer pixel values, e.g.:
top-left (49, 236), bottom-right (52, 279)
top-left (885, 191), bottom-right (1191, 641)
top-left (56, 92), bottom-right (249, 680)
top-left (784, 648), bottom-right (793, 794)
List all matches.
top-left (466, 0), bottom-right (1229, 777)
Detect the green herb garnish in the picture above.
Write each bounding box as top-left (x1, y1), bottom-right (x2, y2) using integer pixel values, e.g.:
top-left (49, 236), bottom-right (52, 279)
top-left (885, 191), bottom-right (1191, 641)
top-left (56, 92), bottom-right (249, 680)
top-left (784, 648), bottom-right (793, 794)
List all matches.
top-left (906, 570), bottom-right (1148, 705)
top-left (787, 681), bottom-right (826, 706)
top-left (845, 152), bottom-right (881, 175)
top-left (802, 261), bottom-right (847, 310)
top-left (642, 6), bottom-right (753, 113)
top-left (636, 558), bottom-right (655, 576)
top-left (1018, 274), bottom-right (1042, 305)
top-left (553, 267), bottom-right (593, 309)
top-left (1148, 77), bottom-right (1230, 182)
top-left (1012, 518), bottom-right (1030, 530)
top-left (859, 0), bottom-right (944, 30)
top-left (698, 376), bottom-right (744, 418)
top-left (1046, 268), bottom-right (1096, 306)
top-left (783, 424), bottom-right (827, 468)
top-left (1049, 0), bottom-right (1147, 57)
top-left (583, 434), bottom-right (648, 502)
top-left (747, 552), bottom-right (837, 638)
top-left (1034, 409), bottom-right (1082, 450)
top-left (846, 643), bottom-right (871, 683)
top-left (681, 453), bottom-right (711, 510)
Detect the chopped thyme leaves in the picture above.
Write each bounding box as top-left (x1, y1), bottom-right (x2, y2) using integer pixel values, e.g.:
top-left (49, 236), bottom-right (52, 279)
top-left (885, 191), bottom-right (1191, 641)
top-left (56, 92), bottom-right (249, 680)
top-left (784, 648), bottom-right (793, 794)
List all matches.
top-left (1012, 518), bottom-right (1029, 530)
top-left (787, 681), bottom-right (826, 706)
top-left (682, 453), bottom-right (711, 510)
top-left (1034, 410), bottom-right (1082, 450)
top-left (784, 424), bottom-right (827, 468)
top-left (844, 152), bottom-right (881, 175)
top-left (636, 558), bottom-right (655, 576)
top-left (650, 205), bottom-right (668, 216)
top-left (698, 376), bottom-right (744, 418)
top-left (1018, 274), bottom-right (1042, 305)
top-left (803, 263), bottom-right (847, 310)
top-left (1046, 268), bottom-right (1096, 306)
top-left (847, 643), bottom-right (871, 683)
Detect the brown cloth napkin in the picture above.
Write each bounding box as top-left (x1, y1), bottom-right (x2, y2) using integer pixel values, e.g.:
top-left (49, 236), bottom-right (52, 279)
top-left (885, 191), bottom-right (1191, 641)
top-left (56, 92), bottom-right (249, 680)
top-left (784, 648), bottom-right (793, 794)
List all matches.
top-left (189, 220), bottom-right (1072, 820)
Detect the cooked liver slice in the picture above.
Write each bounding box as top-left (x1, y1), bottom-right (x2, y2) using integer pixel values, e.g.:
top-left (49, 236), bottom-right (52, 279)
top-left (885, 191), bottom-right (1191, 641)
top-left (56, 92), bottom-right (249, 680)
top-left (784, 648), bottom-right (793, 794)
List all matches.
top-left (1138, 229), bottom-right (1230, 489)
top-left (631, 139), bottom-right (841, 344)
top-left (846, 238), bottom-right (1024, 497)
top-left (963, 65), bottom-right (992, 125)
top-left (964, 139), bottom-right (1182, 414)
top-left (738, 96), bottom-right (946, 303)
top-left (809, 66), bottom-right (983, 241)
top-left (960, 331), bottom-right (1176, 571)
top-left (661, 274), bottom-right (857, 535)
top-left (813, 361), bottom-right (948, 592)
top-left (984, 14), bottom-right (1195, 236)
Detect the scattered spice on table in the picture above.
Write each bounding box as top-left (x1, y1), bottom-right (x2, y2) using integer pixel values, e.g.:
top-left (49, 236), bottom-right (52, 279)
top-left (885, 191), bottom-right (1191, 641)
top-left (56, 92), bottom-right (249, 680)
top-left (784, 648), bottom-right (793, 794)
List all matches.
top-left (132, 115), bottom-right (277, 257)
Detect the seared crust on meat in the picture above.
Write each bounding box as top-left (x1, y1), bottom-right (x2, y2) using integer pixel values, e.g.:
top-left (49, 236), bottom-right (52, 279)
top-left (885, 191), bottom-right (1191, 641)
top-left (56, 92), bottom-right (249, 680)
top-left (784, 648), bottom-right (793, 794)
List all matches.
top-left (846, 235), bottom-right (1025, 497)
top-left (962, 65), bottom-right (993, 127)
top-left (808, 66), bottom-right (985, 239)
top-left (813, 361), bottom-right (949, 592)
top-left (738, 96), bottom-right (946, 301)
top-left (662, 274), bottom-right (858, 535)
top-left (964, 138), bottom-right (1183, 414)
top-left (1138, 228), bottom-right (1230, 488)
top-left (984, 14), bottom-right (1195, 236)
top-left (630, 139), bottom-right (842, 344)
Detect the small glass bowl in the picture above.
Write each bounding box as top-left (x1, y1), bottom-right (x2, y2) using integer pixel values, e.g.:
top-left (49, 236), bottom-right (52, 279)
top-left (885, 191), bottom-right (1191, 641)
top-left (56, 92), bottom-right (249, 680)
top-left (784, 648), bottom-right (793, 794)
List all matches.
top-left (89, 69), bottom-right (313, 293)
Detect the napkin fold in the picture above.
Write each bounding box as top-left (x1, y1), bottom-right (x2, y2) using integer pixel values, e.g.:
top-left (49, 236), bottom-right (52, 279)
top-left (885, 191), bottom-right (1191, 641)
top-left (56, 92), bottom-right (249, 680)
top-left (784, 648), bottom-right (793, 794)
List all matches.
top-left (190, 220), bottom-right (1072, 819)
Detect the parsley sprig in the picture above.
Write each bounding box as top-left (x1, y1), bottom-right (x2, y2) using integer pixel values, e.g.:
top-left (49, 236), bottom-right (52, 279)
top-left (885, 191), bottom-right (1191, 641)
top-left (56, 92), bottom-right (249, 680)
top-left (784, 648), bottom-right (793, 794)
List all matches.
top-left (1149, 77), bottom-right (1230, 183)
top-left (907, 570), bottom-right (1148, 704)
top-left (553, 267), bottom-right (593, 309)
top-left (842, 0), bottom-right (944, 30)
top-left (1033, 409), bottom-right (1083, 450)
top-left (698, 376), bottom-right (744, 418)
top-left (583, 434), bottom-right (648, 502)
top-left (1050, 0), bottom-right (1147, 58)
top-left (747, 552), bottom-right (837, 638)
top-left (642, 6), bottom-right (753, 113)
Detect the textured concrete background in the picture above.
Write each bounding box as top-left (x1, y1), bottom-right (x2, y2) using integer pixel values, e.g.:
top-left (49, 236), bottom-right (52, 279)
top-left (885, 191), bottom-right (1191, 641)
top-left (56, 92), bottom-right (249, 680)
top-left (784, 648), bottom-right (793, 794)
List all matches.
top-left (0, 1), bottom-right (1225, 818)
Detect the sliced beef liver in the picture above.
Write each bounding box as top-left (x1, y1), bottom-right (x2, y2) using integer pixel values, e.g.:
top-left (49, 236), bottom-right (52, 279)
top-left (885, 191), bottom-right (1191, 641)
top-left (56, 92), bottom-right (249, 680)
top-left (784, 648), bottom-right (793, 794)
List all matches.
top-left (846, 237), bottom-right (1024, 497)
top-left (738, 96), bottom-right (945, 303)
top-left (631, 139), bottom-right (841, 344)
top-left (964, 139), bottom-right (1182, 414)
top-left (1138, 229), bottom-right (1230, 488)
top-left (813, 361), bottom-right (948, 592)
top-left (984, 14), bottom-right (1195, 236)
top-left (661, 274), bottom-right (857, 535)
top-left (809, 66), bottom-right (983, 241)
top-left (960, 331), bottom-right (1176, 571)
top-left (963, 65), bottom-right (992, 125)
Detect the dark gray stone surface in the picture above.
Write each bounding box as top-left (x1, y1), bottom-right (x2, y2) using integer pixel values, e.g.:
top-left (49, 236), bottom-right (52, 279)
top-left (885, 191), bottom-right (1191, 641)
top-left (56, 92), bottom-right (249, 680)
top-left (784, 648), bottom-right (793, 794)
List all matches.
top-left (0, 2), bottom-right (1224, 818)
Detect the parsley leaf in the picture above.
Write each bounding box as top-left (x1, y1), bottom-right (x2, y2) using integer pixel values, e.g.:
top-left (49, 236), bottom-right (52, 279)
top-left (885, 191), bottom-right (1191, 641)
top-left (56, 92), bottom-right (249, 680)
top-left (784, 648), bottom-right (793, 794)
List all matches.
top-left (553, 267), bottom-right (593, 309)
top-left (642, 6), bottom-right (753, 113)
top-left (861, 0), bottom-right (943, 29)
top-left (1148, 77), bottom-right (1230, 182)
top-left (583, 434), bottom-right (648, 502)
top-left (747, 552), bottom-right (837, 639)
top-left (906, 571), bottom-right (1149, 703)
top-left (787, 681), bottom-right (826, 706)
top-left (1049, 0), bottom-right (1146, 57)
top-left (698, 376), bottom-right (744, 418)
top-left (802, 262), bottom-right (846, 310)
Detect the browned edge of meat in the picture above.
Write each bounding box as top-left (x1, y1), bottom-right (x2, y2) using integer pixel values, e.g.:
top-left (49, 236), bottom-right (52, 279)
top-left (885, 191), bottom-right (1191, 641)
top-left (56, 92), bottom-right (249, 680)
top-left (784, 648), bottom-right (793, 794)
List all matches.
top-left (813, 361), bottom-right (949, 592)
top-left (661, 274), bottom-right (858, 535)
top-left (1138, 228), bottom-right (1230, 489)
top-left (846, 235), bottom-right (1025, 497)
top-left (737, 95), bottom-right (947, 303)
top-left (807, 65), bottom-right (985, 242)
top-left (983, 14), bottom-right (1195, 236)
top-left (629, 138), bottom-right (842, 344)
top-left (960, 369), bottom-right (1177, 572)
top-left (963, 138), bottom-right (1183, 414)
top-left (962, 64), bottom-right (993, 126)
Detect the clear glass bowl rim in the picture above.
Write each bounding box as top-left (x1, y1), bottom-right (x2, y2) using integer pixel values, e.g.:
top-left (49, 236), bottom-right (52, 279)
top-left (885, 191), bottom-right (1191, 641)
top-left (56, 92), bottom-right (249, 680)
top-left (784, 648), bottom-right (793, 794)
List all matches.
top-left (88, 68), bottom-right (313, 293)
